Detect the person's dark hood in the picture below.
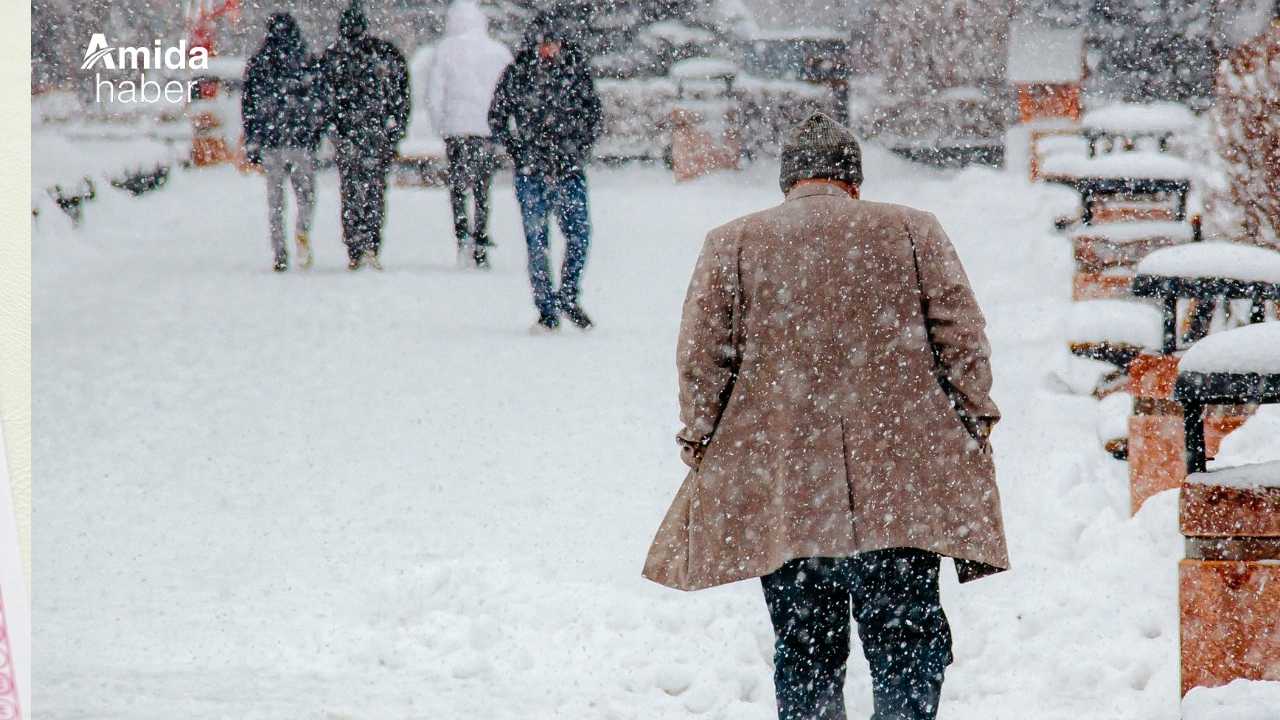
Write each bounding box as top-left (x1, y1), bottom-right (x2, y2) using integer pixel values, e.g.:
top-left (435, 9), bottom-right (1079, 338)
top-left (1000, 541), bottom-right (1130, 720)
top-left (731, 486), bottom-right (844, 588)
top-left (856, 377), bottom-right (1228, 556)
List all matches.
top-left (521, 12), bottom-right (566, 48)
top-left (258, 12), bottom-right (307, 66)
top-left (340, 6), bottom-right (369, 40)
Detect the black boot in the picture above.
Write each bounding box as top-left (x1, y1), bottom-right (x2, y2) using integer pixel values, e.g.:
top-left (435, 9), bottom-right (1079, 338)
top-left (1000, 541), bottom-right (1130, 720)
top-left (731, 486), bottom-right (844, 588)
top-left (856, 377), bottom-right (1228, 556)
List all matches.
top-left (531, 311), bottom-right (560, 334)
top-left (560, 300), bottom-right (593, 330)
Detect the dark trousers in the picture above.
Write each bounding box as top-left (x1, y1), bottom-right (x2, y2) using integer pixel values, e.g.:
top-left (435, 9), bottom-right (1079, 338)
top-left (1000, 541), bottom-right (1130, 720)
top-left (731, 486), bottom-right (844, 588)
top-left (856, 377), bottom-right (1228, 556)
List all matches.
top-left (761, 549), bottom-right (953, 720)
top-left (336, 146), bottom-right (393, 261)
top-left (445, 136), bottom-right (495, 247)
top-left (513, 170), bottom-right (591, 317)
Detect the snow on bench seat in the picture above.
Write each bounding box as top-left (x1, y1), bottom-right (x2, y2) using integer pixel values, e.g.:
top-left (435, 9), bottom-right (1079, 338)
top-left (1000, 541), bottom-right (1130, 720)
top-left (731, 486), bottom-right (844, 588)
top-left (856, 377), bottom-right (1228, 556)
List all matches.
top-left (1096, 390), bottom-right (1131, 443)
top-left (1068, 299), bottom-right (1163, 349)
top-left (1136, 243), bottom-right (1280, 284)
top-left (1069, 221), bottom-right (1194, 244)
top-left (1187, 460), bottom-right (1280, 490)
top-left (1179, 322), bottom-right (1280, 375)
top-left (1039, 151), bottom-right (1192, 180)
top-left (1081, 101), bottom-right (1197, 134)
top-left (1035, 134), bottom-right (1088, 158)
top-left (670, 57), bottom-right (738, 80)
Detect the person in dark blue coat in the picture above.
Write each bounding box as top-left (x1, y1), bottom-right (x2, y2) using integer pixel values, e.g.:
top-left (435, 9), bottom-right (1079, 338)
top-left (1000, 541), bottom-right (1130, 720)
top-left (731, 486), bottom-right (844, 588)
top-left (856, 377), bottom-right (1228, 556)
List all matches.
top-left (488, 12), bottom-right (603, 331)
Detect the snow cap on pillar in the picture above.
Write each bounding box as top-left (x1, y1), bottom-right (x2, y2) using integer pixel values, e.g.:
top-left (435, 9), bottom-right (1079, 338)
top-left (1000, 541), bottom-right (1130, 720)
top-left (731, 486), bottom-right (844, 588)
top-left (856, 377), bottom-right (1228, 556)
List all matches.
top-left (779, 112), bottom-right (863, 193)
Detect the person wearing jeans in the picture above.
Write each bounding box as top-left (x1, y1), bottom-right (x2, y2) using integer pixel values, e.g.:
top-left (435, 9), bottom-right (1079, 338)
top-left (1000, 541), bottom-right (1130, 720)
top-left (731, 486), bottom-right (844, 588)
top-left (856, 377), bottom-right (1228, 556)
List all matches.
top-left (513, 170), bottom-right (590, 326)
top-left (488, 12), bottom-right (603, 331)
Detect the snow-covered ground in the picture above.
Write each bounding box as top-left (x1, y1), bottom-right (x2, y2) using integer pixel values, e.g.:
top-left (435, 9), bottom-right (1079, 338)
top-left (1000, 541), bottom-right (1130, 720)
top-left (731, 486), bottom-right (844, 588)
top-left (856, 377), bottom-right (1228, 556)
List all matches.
top-left (36, 146), bottom-right (1274, 718)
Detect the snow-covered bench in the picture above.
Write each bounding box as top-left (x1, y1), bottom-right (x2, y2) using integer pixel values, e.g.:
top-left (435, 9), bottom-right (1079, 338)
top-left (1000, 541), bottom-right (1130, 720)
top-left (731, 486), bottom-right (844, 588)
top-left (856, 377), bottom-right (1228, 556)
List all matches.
top-left (1063, 300), bottom-right (1165, 457)
top-left (1175, 321), bottom-right (1280, 696)
top-left (1067, 298), bottom-right (1164, 369)
top-left (1041, 152), bottom-right (1192, 226)
top-left (1066, 299), bottom-right (1164, 459)
top-left (1029, 128), bottom-right (1087, 182)
top-left (1125, 249), bottom-right (1280, 512)
top-left (1132, 243), bottom-right (1280, 354)
top-left (1080, 101), bottom-right (1196, 158)
top-left (1069, 219), bottom-right (1199, 300)
top-left (1176, 322), bottom-right (1280, 474)
top-left (1071, 220), bottom-right (1196, 273)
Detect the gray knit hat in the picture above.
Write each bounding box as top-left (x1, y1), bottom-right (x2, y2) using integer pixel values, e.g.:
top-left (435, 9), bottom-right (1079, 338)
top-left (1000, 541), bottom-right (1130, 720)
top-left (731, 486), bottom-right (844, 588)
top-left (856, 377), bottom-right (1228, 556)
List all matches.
top-left (779, 113), bottom-right (863, 193)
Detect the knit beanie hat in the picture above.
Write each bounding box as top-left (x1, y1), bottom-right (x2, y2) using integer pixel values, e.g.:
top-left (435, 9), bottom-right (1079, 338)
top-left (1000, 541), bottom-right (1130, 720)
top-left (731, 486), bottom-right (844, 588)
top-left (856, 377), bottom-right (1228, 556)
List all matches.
top-left (523, 12), bottom-right (565, 46)
top-left (779, 113), bottom-right (863, 193)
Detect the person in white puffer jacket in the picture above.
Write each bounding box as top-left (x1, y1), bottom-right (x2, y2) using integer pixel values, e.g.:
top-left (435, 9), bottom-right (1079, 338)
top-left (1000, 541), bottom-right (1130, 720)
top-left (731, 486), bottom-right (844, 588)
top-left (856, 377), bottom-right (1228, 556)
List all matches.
top-left (426, 0), bottom-right (513, 269)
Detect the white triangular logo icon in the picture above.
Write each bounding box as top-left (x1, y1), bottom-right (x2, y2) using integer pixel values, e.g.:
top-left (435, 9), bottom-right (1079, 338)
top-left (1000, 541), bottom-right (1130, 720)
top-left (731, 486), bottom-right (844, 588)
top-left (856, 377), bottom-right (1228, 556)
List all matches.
top-left (81, 33), bottom-right (116, 70)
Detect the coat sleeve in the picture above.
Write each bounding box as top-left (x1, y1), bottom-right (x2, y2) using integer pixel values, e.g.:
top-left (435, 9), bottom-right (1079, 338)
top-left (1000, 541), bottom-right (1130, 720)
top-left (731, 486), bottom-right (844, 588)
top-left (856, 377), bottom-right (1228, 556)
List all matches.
top-left (318, 50), bottom-right (339, 134)
top-left (676, 231), bottom-right (739, 468)
top-left (580, 73), bottom-right (604, 146)
top-left (912, 213), bottom-right (1000, 441)
top-left (388, 48), bottom-right (411, 145)
top-left (304, 57), bottom-right (329, 143)
top-left (240, 59), bottom-right (262, 146)
top-left (487, 65), bottom-right (516, 149)
top-left (424, 47), bottom-right (446, 133)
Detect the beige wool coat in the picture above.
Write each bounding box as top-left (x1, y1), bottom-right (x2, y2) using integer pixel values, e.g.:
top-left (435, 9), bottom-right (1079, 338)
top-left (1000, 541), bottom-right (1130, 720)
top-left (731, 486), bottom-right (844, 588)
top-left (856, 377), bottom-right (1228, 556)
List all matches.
top-left (643, 183), bottom-right (1009, 591)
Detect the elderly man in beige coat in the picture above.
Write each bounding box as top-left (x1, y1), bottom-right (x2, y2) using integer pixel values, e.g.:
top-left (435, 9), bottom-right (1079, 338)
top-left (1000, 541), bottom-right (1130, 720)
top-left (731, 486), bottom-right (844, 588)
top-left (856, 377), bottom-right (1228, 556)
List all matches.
top-left (643, 113), bottom-right (1008, 720)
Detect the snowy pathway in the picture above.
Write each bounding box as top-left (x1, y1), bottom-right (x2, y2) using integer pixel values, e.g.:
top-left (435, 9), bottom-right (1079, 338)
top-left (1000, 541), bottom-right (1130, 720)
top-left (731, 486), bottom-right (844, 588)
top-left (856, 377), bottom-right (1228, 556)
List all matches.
top-left (39, 151), bottom-right (1188, 718)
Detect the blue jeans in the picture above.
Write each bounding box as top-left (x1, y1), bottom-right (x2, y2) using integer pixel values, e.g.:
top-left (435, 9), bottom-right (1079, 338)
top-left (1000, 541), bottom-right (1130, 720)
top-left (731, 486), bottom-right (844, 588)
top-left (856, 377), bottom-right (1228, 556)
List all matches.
top-left (762, 549), bottom-right (952, 720)
top-left (514, 170), bottom-right (591, 317)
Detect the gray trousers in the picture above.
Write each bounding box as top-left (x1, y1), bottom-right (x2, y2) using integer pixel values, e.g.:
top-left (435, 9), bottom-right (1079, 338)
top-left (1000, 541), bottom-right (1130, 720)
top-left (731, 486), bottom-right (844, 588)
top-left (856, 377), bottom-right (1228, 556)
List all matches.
top-left (262, 147), bottom-right (316, 259)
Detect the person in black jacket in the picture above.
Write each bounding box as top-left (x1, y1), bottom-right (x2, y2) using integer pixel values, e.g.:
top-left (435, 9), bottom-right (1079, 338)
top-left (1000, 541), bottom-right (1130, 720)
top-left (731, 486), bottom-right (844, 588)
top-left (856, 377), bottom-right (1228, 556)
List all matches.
top-left (242, 12), bottom-right (326, 272)
top-left (320, 5), bottom-right (410, 271)
top-left (488, 12), bottom-right (603, 331)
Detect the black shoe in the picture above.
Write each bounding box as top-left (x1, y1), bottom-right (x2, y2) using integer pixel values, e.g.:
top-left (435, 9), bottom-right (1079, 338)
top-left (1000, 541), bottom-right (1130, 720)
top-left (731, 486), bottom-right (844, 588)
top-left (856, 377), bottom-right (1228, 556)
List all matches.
top-left (561, 301), bottom-right (593, 330)
top-left (273, 254), bottom-right (288, 272)
top-left (474, 244), bottom-right (490, 270)
top-left (531, 312), bottom-right (560, 334)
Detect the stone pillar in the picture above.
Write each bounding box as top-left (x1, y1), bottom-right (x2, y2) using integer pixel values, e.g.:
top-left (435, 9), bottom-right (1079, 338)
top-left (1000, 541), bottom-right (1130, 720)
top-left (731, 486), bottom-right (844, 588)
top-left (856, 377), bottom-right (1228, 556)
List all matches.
top-left (1180, 480), bottom-right (1280, 695)
top-left (669, 108), bottom-right (713, 183)
top-left (1128, 353), bottom-right (1185, 514)
top-left (191, 110), bottom-right (231, 166)
top-left (190, 79), bottom-right (231, 167)
top-left (668, 108), bottom-right (740, 183)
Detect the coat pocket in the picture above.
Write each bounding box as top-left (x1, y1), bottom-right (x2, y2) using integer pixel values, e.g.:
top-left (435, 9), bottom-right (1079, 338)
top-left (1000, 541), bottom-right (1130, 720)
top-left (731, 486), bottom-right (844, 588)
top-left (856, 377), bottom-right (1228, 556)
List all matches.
top-left (929, 380), bottom-right (986, 452)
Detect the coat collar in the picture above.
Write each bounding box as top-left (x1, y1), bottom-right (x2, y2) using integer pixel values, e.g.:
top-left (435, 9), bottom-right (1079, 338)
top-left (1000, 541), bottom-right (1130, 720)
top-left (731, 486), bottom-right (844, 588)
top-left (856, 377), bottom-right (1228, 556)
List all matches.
top-left (784, 183), bottom-right (854, 202)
